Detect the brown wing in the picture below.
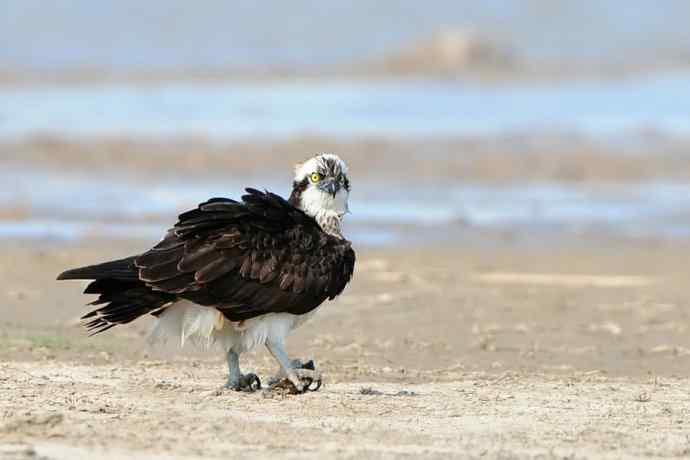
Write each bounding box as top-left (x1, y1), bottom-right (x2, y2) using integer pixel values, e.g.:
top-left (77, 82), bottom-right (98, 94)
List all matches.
top-left (134, 189), bottom-right (355, 321)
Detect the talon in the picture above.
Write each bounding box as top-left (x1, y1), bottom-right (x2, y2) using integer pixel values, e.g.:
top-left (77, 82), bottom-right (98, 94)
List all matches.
top-left (300, 376), bottom-right (314, 390)
top-left (263, 347), bottom-right (322, 395)
top-left (297, 361), bottom-right (320, 390)
top-left (267, 359), bottom-right (316, 387)
top-left (293, 368), bottom-right (322, 393)
top-left (225, 373), bottom-right (261, 392)
top-left (306, 376), bottom-right (322, 392)
top-left (240, 373), bottom-right (262, 392)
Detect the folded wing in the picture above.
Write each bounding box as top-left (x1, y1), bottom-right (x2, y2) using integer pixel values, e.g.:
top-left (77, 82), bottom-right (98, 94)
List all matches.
top-left (134, 188), bottom-right (355, 321)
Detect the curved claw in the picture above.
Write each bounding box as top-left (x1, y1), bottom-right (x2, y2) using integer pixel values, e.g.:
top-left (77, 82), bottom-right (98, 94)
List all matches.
top-left (266, 360), bottom-right (322, 394)
top-left (239, 373), bottom-right (262, 392)
top-left (226, 373), bottom-right (261, 392)
top-left (296, 362), bottom-right (321, 391)
top-left (305, 376), bottom-right (322, 392)
top-left (292, 369), bottom-right (322, 394)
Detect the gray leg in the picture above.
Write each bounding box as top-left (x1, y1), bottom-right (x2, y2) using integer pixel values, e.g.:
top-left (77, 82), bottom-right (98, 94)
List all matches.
top-left (226, 350), bottom-right (241, 388)
top-left (265, 340), bottom-right (321, 393)
top-left (224, 349), bottom-right (261, 392)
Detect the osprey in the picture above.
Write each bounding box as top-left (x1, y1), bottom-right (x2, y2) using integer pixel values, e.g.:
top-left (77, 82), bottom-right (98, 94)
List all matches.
top-left (58, 154), bottom-right (355, 393)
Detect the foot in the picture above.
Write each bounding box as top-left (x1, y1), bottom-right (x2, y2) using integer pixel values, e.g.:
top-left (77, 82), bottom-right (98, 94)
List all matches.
top-left (267, 359), bottom-right (316, 386)
top-left (225, 373), bottom-right (261, 392)
top-left (270, 367), bottom-right (322, 394)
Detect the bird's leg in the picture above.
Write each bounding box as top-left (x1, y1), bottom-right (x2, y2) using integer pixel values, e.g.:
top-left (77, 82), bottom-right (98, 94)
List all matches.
top-left (224, 349), bottom-right (261, 392)
top-left (265, 340), bottom-right (321, 393)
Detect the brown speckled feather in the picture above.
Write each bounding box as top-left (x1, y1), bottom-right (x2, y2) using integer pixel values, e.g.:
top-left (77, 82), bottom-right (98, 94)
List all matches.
top-left (134, 188), bottom-right (355, 321)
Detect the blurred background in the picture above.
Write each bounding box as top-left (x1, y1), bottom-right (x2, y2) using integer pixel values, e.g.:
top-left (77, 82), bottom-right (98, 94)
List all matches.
top-left (2, 0), bottom-right (690, 248)
top-left (5, 4), bottom-right (690, 455)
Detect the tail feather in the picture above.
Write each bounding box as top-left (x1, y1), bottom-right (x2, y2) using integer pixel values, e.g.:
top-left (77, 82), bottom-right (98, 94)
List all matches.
top-left (58, 256), bottom-right (176, 335)
top-left (57, 256), bottom-right (139, 281)
top-left (80, 282), bottom-right (177, 335)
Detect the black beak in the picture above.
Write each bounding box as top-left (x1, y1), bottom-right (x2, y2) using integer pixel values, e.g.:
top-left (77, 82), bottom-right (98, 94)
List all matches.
top-left (318, 178), bottom-right (339, 197)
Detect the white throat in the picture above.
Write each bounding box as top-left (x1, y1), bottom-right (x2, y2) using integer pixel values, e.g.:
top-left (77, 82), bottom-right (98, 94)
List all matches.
top-left (313, 209), bottom-right (344, 238)
top-left (299, 188), bottom-right (347, 238)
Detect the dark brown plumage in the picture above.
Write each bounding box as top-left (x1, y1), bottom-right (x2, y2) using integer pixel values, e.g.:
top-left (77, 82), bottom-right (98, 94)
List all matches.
top-left (58, 188), bottom-right (355, 334)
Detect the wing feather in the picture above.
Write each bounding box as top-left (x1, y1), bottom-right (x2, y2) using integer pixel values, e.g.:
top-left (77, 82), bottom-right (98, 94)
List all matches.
top-left (177, 244), bottom-right (218, 272)
top-left (195, 257), bottom-right (239, 283)
top-left (144, 273), bottom-right (196, 293)
top-left (132, 189), bottom-right (355, 320)
top-left (139, 259), bottom-right (181, 283)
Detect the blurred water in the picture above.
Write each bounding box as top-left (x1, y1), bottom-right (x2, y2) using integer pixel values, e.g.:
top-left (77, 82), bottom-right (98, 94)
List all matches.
top-left (2, 168), bottom-right (690, 244)
top-left (2, 1), bottom-right (690, 72)
top-left (3, 75), bottom-right (690, 140)
top-left (2, 2), bottom-right (688, 246)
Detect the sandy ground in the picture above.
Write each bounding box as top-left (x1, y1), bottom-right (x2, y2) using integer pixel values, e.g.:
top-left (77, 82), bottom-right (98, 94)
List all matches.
top-left (2, 239), bottom-right (690, 458)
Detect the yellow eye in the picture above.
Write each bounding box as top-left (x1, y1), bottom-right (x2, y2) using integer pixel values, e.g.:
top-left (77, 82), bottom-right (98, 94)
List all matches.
top-left (310, 172), bottom-right (321, 183)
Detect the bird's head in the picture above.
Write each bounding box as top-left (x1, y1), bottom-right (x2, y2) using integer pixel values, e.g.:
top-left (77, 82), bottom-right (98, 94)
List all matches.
top-left (289, 153), bottom-right (350, 222)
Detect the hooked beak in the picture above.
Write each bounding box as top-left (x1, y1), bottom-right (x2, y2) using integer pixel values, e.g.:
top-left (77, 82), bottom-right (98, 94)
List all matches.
top-left (317, 177), bottom-right (340, 197)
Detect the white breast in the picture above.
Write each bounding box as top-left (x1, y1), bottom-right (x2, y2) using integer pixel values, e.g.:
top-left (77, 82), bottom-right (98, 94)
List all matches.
top-left (148, 301), bottom-right (320, 353)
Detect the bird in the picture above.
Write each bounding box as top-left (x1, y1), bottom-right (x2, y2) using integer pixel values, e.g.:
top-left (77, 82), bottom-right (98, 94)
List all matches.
top-left (57, 153), bottom-right (355, 394)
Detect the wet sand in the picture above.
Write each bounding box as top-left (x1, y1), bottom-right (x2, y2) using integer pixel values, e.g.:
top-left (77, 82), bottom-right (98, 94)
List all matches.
top-left (2, 238), bottom-right (690, 458)
top-left (4, 135), bottom-right (690, 184)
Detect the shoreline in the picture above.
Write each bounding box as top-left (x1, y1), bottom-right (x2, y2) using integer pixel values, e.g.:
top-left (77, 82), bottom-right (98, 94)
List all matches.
top-left (3, 135), bottom-right (690, 184)
top-left (2, 60), bottom-right (689, 88)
